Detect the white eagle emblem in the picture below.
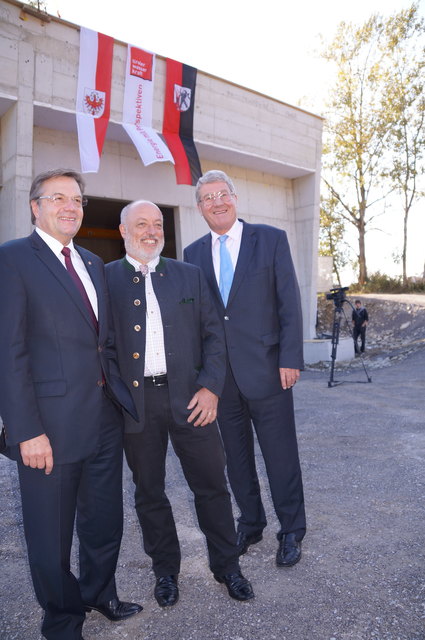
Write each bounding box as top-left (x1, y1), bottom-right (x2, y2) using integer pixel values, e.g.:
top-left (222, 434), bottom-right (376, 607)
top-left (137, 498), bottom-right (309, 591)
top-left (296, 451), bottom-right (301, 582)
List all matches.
top-left (83, 88), bottom-right (106, 117)
top-left (173, 84), bottom-right (191, 112)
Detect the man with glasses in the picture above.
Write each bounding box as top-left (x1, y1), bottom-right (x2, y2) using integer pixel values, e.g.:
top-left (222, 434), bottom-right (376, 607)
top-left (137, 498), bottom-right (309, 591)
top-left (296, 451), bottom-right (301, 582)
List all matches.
top-left (184, 169), bottom-right (306, 569)
top-left (0, 169), bottom-right (142, 640)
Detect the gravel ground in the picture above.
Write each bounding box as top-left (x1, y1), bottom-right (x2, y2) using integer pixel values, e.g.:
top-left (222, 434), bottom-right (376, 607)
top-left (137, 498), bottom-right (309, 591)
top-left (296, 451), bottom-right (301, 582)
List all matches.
top-left (1, 295), bottom-right (424, 640)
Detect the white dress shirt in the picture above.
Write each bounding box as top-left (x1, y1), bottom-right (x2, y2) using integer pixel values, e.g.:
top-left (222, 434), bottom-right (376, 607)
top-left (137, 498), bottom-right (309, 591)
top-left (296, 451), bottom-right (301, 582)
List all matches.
top-left (35, 227), bottom-right (98, 319)
top-left (210, 218), bottom-right (243, 286)
top-left (126, 254), bottom-right (167, 376)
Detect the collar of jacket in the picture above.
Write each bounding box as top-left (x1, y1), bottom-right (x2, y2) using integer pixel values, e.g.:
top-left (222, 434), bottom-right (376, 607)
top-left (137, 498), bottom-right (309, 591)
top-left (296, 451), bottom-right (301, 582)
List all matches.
top-left (122, 256), bottom-right (167, 272)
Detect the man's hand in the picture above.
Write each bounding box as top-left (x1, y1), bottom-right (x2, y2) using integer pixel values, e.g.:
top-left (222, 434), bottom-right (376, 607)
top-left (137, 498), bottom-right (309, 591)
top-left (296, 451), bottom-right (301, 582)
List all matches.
top-left (279, 368), bottom-right (300, 390)
top-left (187, 388), bottom-right (218, 427)
top-left (20, 434), bottom-right (54, 475)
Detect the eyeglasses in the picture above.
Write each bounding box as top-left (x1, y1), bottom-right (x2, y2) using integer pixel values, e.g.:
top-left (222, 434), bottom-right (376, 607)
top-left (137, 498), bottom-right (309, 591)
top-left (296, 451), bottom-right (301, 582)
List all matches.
top-left (36, 194), bottom-right (88, 208)
top-left (199, 191), bottom-right (234, 208)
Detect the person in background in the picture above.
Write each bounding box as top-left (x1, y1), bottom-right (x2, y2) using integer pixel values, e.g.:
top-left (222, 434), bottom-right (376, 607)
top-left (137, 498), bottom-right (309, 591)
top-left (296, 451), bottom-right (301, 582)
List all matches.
top-left (352, 299), bottom-right (369, 354)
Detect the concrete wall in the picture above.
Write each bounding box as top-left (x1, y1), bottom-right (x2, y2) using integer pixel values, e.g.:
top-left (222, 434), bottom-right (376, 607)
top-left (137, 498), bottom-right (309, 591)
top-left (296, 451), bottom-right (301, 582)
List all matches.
top-left (0, 0), bottom-right (323, 341)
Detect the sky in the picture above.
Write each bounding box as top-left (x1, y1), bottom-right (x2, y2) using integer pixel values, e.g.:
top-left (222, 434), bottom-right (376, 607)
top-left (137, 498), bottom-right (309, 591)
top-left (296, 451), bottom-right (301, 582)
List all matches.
top-left (45, 0), bottom-right (425, 280)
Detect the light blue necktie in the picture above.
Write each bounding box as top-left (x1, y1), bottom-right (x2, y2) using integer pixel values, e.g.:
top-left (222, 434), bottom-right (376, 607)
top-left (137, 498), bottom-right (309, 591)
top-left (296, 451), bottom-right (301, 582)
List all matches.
top-left (219, 235), bottom-right (234, 306)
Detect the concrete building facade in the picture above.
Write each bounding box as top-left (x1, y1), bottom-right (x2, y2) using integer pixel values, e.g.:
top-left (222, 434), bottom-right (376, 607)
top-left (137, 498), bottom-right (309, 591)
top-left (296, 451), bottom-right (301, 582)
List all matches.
top-left (0, 0), bottom-right (323, 346)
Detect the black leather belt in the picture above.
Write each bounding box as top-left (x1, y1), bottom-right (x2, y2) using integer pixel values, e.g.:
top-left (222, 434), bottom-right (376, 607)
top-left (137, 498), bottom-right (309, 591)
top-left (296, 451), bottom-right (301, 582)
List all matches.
top-left (144, 374), bottom-right (168, 387)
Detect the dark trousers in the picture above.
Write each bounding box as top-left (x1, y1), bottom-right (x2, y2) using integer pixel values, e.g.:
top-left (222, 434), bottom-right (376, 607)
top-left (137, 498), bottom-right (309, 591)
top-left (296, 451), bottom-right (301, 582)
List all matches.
top-left (353, 325), bottom-right (366, 352)
top-left (17, 394), bottom-right (124, 640)
top-left (124, 382), bottom-right (240, 577)
top-left (218, 363), bottom-right (306, 541)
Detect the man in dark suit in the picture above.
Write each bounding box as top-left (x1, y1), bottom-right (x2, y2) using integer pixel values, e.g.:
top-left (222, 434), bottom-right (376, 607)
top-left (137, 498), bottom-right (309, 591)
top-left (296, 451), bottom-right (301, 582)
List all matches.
top-left (184, 169), bottom-right (306, 568)
top-left (106, 200), bottom-right (254, 608)
top-left (0, 169), bottom-right (142, 640)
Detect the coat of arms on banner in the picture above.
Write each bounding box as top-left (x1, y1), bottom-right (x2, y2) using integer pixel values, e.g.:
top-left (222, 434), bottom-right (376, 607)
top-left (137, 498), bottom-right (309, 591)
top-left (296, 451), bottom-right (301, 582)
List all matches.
top-left (173, 84), bottom-right (191, 112)
top-left (83, 88), bottom-right (106, 117)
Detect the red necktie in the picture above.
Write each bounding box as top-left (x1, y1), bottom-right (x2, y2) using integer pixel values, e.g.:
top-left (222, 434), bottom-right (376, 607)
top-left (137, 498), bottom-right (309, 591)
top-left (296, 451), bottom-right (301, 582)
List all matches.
top-left (61, 247), bottom-right (98, 332)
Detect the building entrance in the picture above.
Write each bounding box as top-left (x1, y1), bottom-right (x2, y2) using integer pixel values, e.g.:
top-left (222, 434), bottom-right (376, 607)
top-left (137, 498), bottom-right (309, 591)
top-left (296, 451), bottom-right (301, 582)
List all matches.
top-left (76, 197), bottom-right (177, 263)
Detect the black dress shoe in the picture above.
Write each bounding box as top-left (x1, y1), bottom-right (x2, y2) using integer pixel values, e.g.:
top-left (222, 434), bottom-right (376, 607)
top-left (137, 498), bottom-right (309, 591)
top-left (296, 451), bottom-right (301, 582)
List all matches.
top-left (84, 597), bottom-right (143, 621)
top-left (214, 571), bottom-right (255, 601)
top-left (276, 532), bottom-right (302, 567)
top-left (236, 531), bottom-right (263, 556)
top-left (154, 575), bottom-right (179, 607)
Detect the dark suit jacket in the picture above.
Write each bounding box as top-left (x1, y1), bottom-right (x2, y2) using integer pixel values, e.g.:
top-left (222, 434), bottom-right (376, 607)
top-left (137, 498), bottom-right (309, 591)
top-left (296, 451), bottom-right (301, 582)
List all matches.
top-left (105, 257), bottom-right (226, 433)
top-left (0, 231), bottom-right (135, 462)
top-left (184, 221), bottom-right (304, 400)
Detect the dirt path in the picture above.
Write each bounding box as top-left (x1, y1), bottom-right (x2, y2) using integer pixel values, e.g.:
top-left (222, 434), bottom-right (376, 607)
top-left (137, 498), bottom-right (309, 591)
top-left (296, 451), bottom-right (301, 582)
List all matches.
top-left (359, 292), bottom-right (425, 307)
top-left (1, 293), bottom-right (425, 640)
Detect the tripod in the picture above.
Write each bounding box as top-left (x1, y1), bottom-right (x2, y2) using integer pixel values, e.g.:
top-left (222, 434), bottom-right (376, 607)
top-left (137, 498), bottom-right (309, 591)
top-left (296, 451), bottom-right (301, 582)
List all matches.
top-left (328, 298), bottom-right (372, 388)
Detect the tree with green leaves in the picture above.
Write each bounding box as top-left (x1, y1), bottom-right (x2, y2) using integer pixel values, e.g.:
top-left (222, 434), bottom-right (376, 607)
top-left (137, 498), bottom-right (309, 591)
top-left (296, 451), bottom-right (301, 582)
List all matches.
top-left (27, 0), bottom-right (48, 10)
top-left (381, 5), bottom-right (425, 285)
top-left (319, 195), bottom-right (352, 286)
top-left (321, 4), bottom-right (425, 285)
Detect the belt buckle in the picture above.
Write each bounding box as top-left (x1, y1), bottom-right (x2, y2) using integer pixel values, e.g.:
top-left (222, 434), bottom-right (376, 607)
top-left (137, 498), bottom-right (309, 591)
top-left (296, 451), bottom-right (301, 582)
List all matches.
top-left (152, 375), bottom-right (166, 387)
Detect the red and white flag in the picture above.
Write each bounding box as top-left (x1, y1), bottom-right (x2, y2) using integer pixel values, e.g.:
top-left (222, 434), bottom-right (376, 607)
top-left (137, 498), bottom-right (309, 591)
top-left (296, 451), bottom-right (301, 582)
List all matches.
top-left (76, 28), bottom-right (113, 173)
top-left (122, 45), bottom-right (173, 166)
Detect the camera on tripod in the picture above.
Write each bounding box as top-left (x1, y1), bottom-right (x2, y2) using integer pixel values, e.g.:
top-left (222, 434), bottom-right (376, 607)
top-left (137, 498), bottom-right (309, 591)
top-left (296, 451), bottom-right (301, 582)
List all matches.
top-left (326, 286), bottom-right (349, 308)
top-left (325, 285), bottom-right (372, 387)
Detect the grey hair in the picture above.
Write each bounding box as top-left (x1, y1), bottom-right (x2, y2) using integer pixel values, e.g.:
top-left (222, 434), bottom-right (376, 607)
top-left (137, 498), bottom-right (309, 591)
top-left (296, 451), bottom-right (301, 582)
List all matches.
top-left (29, 169), bottom-right (85, 224)
top-left (120, 200), bottom-right (162, 225)
top-left (195, 170), bottom-right (236, 203)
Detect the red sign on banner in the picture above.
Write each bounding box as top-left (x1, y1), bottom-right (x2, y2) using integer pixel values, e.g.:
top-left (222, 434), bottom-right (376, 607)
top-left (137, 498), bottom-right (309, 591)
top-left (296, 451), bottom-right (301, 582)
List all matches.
top-left (130, 47), bottom-right (153, 81)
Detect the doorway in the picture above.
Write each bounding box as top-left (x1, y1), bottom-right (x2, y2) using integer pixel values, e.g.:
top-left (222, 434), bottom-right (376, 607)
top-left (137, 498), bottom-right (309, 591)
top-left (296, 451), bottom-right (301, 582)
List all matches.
top-left (76, 197), bottom-right (177, 263)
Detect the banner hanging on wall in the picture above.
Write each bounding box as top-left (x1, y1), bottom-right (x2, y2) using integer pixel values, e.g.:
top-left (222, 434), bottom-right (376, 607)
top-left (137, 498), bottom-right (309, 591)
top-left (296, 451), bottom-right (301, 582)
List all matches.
top-left (122, 45), bottom-right (174, 166)
top-left (162, 59), bottom-right (202, 186)
top-left (76, 27), bottom-right (113, 173)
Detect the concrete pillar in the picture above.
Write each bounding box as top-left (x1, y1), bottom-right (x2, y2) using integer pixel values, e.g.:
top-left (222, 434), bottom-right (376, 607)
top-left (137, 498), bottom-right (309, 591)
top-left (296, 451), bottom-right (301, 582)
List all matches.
top-left (293, 173), bottom-right (321, 340)
top-left (0, 40), bottom-right (34, 242)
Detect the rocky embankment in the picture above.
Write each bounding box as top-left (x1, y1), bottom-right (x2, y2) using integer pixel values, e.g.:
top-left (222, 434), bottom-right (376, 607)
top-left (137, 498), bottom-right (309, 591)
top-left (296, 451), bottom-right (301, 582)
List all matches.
top-left (313, 293), bottom-right (425, 370)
